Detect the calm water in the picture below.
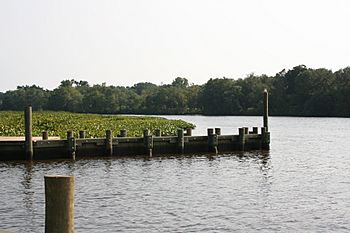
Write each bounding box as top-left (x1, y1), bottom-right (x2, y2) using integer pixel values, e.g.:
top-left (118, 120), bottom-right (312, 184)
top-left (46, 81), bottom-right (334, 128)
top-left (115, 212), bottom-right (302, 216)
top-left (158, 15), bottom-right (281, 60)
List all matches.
top-left (1, 116), bottom-right (350, 232)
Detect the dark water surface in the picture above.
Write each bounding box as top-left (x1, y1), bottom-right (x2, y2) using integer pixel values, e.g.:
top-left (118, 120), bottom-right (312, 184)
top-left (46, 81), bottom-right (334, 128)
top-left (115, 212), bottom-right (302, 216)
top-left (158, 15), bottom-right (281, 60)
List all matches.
top-left (1, 116), bottom-right (350, 232)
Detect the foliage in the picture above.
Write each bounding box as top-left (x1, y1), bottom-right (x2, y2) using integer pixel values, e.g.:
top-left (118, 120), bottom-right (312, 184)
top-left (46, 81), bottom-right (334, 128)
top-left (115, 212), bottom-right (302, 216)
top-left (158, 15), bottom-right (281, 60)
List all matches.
top-left (0, 111), bottom-right (195, 138)
top-left (1, 66), bottom-right (350, 116)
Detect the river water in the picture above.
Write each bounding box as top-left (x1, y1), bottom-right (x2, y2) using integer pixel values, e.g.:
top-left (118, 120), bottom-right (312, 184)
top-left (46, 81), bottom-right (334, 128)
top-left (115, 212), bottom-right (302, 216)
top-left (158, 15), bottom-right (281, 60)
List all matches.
top-left (1, 116), bottom-right (350, 232)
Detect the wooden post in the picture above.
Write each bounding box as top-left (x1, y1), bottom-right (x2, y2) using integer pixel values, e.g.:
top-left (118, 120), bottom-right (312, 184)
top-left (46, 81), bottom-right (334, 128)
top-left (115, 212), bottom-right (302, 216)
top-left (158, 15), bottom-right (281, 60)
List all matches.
top-left (143, 129), bottom-right (153, 157)
top-left (24, 106), bottom-right (33, 160)
top-left (186, 128), bottom-right (192, 136)
top-left (238, 127), bottom-right (246, 151)
top-left (263, 89), bottom-right (269, 132)
top-left (105, 130), bottom-right (113, 156)
top-left (253, 127), bottom-right (258, 134)
top-left (177, 129), bottom-right (184, 154)
top-left (45, 175), bottom-right (74, 233)
top-left (42, 131), bottom-right (49, 140)
top-left (243, 127), bottom-right (249, 135)
top-left (208, 128), bottom-right (218, 154)
top-left (215, 128), bottom-right (221, 136)
top-left (79, 130), bottom-right (85, 139)
top-left (261, 127), bottom-right (270, 150)
top-left (155, 129), bottom-right (161, 137)
top-left (119, 129), bottom-right (127, 137)
top-left (67, 131), bottom-right (76, 160)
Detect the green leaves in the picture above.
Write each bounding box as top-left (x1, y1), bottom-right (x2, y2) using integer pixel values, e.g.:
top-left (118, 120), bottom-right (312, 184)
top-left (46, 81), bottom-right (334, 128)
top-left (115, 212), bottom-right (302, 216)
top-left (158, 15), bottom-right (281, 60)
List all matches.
top-left (0, 111), bottom-right (195, 138)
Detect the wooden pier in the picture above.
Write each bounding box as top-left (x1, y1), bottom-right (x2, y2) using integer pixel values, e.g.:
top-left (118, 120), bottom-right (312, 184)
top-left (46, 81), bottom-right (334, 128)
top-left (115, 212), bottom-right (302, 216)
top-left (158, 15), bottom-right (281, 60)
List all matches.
top-left (0, 91), bottom-right (270, 161)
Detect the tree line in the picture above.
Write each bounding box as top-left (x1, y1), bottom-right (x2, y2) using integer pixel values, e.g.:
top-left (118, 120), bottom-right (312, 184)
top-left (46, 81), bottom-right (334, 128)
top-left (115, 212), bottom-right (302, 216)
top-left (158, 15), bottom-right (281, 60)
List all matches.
top-left (1, 65), bottom-right (350, 117)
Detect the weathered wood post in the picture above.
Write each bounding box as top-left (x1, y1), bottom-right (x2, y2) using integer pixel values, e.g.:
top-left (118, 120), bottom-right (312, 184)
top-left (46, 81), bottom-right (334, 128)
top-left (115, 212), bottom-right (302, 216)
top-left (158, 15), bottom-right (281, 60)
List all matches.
top-left (67, 131), bottom-right (76, 160)
top-left (119, 129), bottom-right (127, 137)
top-left (143, 129), bottom-right (153, 157)
top-left (207, 128), bottom-right (218, 154)
top-left (215, 128), bottom-right (221, 136)
top-left (24, 106), bottom-right (33, 160)
top-left (155, 129), bottom-right (161, 137)
top-left (263, 89), bottom-right (269, 132)
top-left (238, 127), bottom-right (246, 151)
top-left (253, 127), bottom-right (258, 134)
top-left (42, 131), bottom-right (49, 140)
top-left (261, 127), bottom-right (270, 150)
top-left (105, 130), bottom-right (113, 156)
top-left (177, 129), bottom-right (185, 154)
top-left (243, 127), bottom-right (249, 135)
top-left (45, 175), bottom-right (74, 233)
top-left (185, 128), bottom-right (192, 136)
top-left (79, 130), bottom-right (85, 139)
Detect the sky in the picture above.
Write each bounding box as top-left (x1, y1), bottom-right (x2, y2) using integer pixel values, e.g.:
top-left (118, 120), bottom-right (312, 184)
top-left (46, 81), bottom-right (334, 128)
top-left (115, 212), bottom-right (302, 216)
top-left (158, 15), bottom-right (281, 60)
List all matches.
top-left (0, 0), bottom-right (350, 92)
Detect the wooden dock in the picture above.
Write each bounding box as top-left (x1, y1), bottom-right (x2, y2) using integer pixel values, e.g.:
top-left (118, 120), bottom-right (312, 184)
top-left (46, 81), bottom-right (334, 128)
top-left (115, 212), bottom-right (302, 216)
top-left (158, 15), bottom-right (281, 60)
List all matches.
top-left (0, 91), bottom-right (270, 161)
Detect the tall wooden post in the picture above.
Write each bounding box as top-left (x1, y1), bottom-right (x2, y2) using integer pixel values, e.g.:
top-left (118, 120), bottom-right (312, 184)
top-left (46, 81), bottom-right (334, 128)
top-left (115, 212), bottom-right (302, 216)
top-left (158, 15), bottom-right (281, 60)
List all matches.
top-left (25, 106), bottom-right (33, 160)
top-left (45, 175), bottom-right (74, 233)
top-left (263, 89), bottom-right (269, 132)
top-left (105, 130), bottom-right (113, 156)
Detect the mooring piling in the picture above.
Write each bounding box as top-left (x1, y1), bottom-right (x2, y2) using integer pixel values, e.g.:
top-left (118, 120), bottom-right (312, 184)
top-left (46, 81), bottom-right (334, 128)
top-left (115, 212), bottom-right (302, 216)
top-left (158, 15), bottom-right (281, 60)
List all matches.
top-left (177, 129), bottom-right (185, 153)
top-left (263, 89), bottom-right (269, 131)
top-left (143, 129), bottom-right (153, 157)
top-left (105, 130), bottom-right (113, 156)
top-left (79, 130), bottom-right (85, 139)
top-left (24, 106), bottom-right (33, 160)
top-left (42, 131), bottom-right (48, 140)
top-left (119, 129), bottom-right (127, 137)
top-left (208, 128), bottom-right (218, 154)
top-left (155, 129), bottom-right (161, 137)
top-left (261, 127), bottom-right (270, 150)
top-left (67, 131), bottom-right (76, 160)
top-left (185, 128), bottom-right (192, 136)
top-left (238, 127), bottom-right (246, 151)
top-left (45, 175), bottom-right (74, 233)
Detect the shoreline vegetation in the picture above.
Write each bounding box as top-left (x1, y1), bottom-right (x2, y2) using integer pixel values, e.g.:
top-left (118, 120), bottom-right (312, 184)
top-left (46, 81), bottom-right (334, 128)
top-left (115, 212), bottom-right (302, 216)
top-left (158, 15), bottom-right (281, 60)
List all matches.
top-left (1, 65), bottom-right (350, 117)
top-left (0, 111), bottom-right (195, 138)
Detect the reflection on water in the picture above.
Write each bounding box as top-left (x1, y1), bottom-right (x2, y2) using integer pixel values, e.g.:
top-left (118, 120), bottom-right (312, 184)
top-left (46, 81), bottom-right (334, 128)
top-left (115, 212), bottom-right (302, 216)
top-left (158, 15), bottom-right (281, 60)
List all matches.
top-left (2, 116), bottom-right (350, 232)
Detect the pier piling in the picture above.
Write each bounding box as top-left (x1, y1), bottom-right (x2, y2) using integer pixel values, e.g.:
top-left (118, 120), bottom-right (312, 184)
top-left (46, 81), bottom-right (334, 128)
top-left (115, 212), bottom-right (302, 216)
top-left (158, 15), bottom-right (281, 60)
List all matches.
top-left (45, 175), bottom-right (74, 233)
top-left (155, 129), bottom-right (161, 137)
top-left (186, 128), bottom-right (192, 136)
top-left (143, 129), bottom-right (153, 157)
top-left (105, 130), bottom-right (113, 156)
top-left (42, 131), bottom-right (49, 140)
top-left (177, 129), bottom-right (185, 153)
top-left (263, 89), bottom-right (269, 131)
top-left (238, 127), bottom-right (246, 151)
top-left (67, 131), bottom-right (76, 160)
top-left (24, 106), bottom-right (33, 160)
top-left (79, 130), bottom-right (85, 139)
top-left (119, 129), bottom-right (127, 137)
top-left (208, 128), bottom-right (218, 154)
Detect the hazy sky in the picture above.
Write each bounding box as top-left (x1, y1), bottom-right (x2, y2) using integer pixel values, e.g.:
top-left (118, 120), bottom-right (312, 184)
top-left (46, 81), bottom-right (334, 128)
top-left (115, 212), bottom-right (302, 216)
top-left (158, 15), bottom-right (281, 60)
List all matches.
top-left (1, 0), bottom-right (350, 91)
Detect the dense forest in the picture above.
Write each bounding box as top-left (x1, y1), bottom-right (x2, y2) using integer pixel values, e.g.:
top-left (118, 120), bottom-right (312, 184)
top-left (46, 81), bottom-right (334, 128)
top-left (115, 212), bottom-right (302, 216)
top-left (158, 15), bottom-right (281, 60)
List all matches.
top-left (1, 65), bottom-right (350, 117)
